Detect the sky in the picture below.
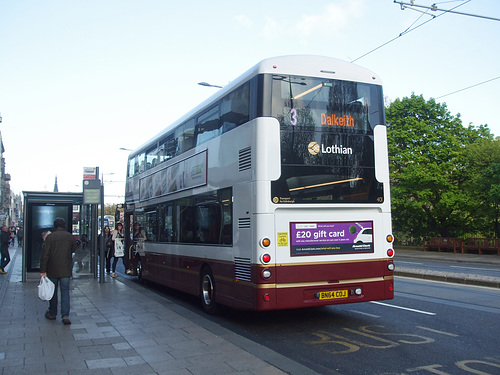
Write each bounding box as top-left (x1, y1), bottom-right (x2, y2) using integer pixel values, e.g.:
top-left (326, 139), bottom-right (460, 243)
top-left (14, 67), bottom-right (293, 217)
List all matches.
top-left (1, 0), bottom-right (499, 204)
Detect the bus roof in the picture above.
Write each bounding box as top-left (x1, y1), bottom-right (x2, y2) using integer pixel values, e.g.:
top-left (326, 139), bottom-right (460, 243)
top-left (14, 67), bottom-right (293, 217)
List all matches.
top-left (127, 55), bottom-right (382, 158)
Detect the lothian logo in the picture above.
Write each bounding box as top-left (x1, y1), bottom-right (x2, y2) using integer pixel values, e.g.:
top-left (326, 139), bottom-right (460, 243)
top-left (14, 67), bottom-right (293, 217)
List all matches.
top-left (308, 142), bottom-right (320, 155)
top-left (307, 141), bottom-right (352, 155)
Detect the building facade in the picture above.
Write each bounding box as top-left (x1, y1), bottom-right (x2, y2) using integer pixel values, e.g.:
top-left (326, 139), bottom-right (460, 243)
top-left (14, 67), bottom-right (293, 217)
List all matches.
top-left (0, 131), bottom-right (13, 226)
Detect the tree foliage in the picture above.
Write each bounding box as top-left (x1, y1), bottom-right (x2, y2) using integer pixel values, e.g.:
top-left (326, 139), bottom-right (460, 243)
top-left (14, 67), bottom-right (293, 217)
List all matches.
top-left (104, 204), bottom-right (118, 216)
top-left (386, 93), bottom-right (497, 243)
top-left (463, 138), bottom-right (500, 238)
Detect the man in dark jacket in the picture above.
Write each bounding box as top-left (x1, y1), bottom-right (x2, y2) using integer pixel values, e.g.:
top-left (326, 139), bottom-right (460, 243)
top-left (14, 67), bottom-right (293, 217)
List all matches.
top-left (40, 217), bottom-right (77, 325)
top-left (0, 226), bottom-right (11, 274)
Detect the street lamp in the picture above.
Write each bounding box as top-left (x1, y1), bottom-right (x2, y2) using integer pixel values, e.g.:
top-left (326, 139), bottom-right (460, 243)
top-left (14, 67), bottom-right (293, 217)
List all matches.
top-left (119, 147), bottom-right (133, 152)
top-left (198, 82), bottom-right (223, 89)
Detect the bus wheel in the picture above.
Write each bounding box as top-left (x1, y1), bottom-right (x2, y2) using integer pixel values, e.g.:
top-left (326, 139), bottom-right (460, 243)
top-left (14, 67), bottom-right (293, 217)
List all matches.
top-left (135, 257), bottom-right (143, 281)
top-left (200, 267), bottom-right (218, 314)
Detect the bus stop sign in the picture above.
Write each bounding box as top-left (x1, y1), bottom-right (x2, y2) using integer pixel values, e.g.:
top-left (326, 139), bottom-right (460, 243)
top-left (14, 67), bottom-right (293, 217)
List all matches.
top-left (83, 179), bottom-right (101, 205)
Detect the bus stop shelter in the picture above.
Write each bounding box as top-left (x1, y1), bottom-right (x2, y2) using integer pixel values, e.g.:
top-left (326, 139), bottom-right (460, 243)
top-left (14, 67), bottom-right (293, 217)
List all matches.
top-left (22, 191), bottom-right (87, 281)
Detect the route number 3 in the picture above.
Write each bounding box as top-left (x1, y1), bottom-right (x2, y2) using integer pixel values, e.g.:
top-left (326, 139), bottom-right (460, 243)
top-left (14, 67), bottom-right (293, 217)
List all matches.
top-left (290, 108), bottom-right (298, 125)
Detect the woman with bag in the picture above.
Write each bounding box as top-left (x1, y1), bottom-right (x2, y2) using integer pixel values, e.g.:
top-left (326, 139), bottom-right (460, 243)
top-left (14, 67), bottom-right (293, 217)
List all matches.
top-left (111, 222), bottom-right (125, 277)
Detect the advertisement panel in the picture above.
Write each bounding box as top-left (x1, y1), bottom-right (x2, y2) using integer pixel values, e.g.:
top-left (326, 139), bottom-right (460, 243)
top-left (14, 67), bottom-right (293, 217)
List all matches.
top-left (27, 203), bottom-right (72, 271)
top-left (290, 221), bottom-right (373, 256)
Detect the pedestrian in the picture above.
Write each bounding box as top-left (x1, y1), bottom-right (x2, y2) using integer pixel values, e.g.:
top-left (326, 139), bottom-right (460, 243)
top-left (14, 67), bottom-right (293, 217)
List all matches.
top-left (133, 222), bottom-right (146, 242)
top-left (9, 227), bottom-right (15, 246)
top-left (0, 226), bottom-right (11, 274)
top-left (74, 234), bottom-right (89, 273)
top-left (111, 222), bottom-right (125, 277)
top-left (17, 227), bottom-right (24, 248)
top-left (127, 222), bottom-right (146, 274)
top-left (39, 217), bottom-right (77, 325)
top-left (98, 226), bottom-right (113, 274)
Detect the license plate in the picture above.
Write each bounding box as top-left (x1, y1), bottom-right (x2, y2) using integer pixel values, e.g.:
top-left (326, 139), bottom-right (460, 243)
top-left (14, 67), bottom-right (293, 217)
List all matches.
top-left (319, 290), bottom-right (348, 300)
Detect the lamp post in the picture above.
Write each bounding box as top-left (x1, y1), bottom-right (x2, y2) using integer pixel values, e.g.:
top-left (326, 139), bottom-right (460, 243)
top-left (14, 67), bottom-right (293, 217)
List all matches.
top-left (98, 174), bottom-right (105, 282)
top-left (198, 82), bottom-right (223, 89)
top-left (95, 171), bottom-right (115, 282)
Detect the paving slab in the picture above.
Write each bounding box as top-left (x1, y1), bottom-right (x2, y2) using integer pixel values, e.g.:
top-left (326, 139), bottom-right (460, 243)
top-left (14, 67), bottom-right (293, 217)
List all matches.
top-left (0, 247), bottom-right (316, 375)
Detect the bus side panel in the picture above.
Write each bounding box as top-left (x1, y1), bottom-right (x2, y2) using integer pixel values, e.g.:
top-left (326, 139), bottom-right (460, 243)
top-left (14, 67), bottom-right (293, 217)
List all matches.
top-left (225, 281), bottom-right (258, 310)
top-left (141, 250), bottom-right (237, 302)
top-left (141, 252), bottom-right (171, 286)
top-left (169, 252), bottom-right (202, 295)
top-left (231, 182), bottom-right (255, 304)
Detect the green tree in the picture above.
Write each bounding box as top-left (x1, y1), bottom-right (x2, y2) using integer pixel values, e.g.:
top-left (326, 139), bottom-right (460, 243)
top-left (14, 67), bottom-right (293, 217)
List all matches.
top-left (385, 94), bottom-right (493, 243)
top-left (104, 204), bottom-right (117, 216)
top-left (463, 137), bottom-right (500, 238)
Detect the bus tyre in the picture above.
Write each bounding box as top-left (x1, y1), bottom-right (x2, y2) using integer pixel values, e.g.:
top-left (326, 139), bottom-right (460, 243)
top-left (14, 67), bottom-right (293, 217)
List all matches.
top-left (135, 257), bottom-right (143, 282)
top-left (200, 267), bottom-right (218, 314)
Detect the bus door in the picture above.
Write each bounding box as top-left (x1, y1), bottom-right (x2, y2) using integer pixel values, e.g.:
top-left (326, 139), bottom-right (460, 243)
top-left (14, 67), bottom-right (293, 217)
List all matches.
top-left (123, 212), bottom-right (134, 271)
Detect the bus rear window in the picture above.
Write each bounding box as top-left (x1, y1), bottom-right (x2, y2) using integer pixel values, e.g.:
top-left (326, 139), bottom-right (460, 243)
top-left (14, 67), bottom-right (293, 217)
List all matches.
top-left (269, 75), bottom-right (385, 204)
top-left (271, 75), bottom-right (384, 133)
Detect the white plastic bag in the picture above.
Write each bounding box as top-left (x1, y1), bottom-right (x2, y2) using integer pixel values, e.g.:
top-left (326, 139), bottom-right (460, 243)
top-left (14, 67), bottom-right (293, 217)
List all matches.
top-left (114, 239), bottom-right (124, 257)
top-left (38, 276), bottom-right (55, 301)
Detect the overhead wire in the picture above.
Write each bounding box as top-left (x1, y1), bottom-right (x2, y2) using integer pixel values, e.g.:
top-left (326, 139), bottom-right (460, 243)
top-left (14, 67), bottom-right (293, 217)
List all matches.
top-left (351, 1), bottom-right (471, 63)
top-left (434, 0), bottom-right (468, 4)
top-left (400, 7), bottom-right (430, 33)
top-left (435, 76), bottom-right (500, 99)
top-left (350, 1), bottom-right (499, 108)
top-left (396, 0), bottom-right (500, 21)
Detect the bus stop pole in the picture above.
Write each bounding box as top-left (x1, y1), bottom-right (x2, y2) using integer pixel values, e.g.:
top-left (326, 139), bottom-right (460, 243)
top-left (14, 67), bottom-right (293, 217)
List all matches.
top-left (99, 182), bottom-right (105, 282)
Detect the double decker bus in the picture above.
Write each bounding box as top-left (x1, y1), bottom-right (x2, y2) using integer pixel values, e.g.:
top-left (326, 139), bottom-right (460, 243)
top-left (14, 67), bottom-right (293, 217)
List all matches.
top-left (123, 55), bottom-right (394, 313)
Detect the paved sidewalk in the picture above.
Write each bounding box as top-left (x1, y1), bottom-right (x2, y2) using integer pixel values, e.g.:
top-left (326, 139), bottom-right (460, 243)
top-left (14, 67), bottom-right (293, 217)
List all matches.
top-left (1, 244), bottom-right (498, 375)
top-left (0, 247), bottom-right (316, 375)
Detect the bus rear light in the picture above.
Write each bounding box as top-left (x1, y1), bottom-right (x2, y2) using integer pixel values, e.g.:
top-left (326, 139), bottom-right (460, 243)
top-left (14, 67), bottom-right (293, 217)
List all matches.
top-left (386, 234), bottom-right (394, 243)
top-left (264, 293), bottom-right (270, 302)
top-left (261, 238), bottom-right (271, 248)
top-left (387, 249), bottom-right (394, 257)
top-left (387, 262), bottom-right (395, 271)
top-left (261, 253), bottom-right (271, 263)
top-left (262, 269), bottom-right (271, 279)
top-left (354, 288), bottom-right (362, 296)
